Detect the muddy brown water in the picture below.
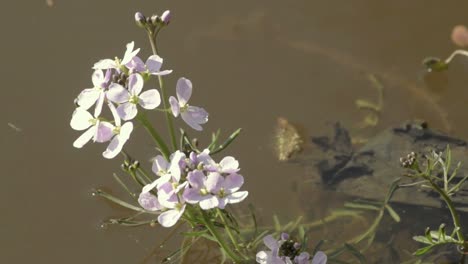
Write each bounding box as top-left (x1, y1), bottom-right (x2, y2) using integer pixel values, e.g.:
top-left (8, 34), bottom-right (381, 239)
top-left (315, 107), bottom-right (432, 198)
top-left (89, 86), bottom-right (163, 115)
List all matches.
top-left (2, 1), bottom-right (468, 263)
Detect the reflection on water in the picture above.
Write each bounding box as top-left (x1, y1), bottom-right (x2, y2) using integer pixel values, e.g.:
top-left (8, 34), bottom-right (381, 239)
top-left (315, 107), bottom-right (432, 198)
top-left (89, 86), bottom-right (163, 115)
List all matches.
top-left (2, 0), bottom-right (468, 263)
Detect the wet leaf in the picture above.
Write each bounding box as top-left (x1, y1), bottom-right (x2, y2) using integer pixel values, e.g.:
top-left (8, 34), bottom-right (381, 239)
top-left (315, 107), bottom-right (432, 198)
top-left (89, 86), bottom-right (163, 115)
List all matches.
top-left (412, 236), bottom-right (432, 245)
top-left (413, 245), bottom-right (435, 256)
top-left (422, 57), bottom-right (448, 72)
top-left (385, 204), bottom-right (401, 223)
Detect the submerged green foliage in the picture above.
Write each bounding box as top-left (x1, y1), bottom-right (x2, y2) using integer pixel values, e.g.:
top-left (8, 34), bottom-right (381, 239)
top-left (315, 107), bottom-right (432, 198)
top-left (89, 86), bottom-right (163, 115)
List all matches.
top-left (400, 145), bottom-right (468, 256)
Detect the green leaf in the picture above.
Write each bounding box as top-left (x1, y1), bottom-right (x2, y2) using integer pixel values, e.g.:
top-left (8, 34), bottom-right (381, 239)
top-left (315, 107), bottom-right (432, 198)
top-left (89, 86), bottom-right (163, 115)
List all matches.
top-left (93, 189), bottom-right (147, 213)
top-left (422, 57), bottom-right (449, 72)
top-left (273, 215), bottom-right (281, 231)
top-left (412, 236), bottom-right (432, 245)
top-left (210, 128), bottom-right (242, 155)
top-left (344, 202), bottom-right (380, 211)
top-left (385, 204), bottom-right (401, 223)
top-left (413, 245), bottom-right (435, 256)
top-left (207, 129), bottom-right (221, 151)
top-left (248, 204), bottom-right (258, 237)
top-left (344, 243), bottom-right (367, 264)
top-left (385, 178), bottom-right (401, 203)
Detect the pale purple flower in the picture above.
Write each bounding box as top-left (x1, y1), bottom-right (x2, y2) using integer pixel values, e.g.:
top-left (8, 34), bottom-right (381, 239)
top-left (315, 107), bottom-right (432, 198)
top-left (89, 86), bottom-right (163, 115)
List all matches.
top-left (256, 234), bottom-right (327, 264)
top-left (157, 185), bottom-right (187, 227)
top-left (183, 170), bottom-right (220, 210)
top-left (151, 151), bottom-right (186, 185)
top-left (93, 41), bottom-right (140, 70)
top-left (205, 173), bottom-right (248, 209)
top-left (126, 55), bottom-right (173, 76)
top-left (256, 235), bottom-right (286, 264)
top-left (138, 183), bottom-right (163, 211)
top-left (169, 77), bottom-right (208, 131)
top-left (75, 69), bottom-right (112, 117)
top-left (310, 252), bottom-right (327, 264)
top-left (100, 103), bottom-right (134, 159)
top-left (107, 73), bottom-right (161, 121)
top-left (197, 149), bottom-right (240, 174)
top-left (70, 108), bottom-right (113, 148)
top-left (138, 180), bottom-right (186, 227)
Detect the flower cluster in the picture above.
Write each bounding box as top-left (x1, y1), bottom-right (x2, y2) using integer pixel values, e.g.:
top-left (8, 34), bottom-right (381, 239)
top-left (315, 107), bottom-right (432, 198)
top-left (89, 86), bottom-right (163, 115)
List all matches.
top-left (256, 233), bottom-right (327, 264)
top-left (138, 149), bottom-right (248, 227)
top-left (70, 40), bottom-right (208, 158)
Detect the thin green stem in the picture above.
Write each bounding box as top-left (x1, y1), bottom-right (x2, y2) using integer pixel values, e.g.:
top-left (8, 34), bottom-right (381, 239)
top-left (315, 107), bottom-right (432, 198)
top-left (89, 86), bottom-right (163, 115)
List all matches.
top-left (217, 209), bottom-right (249, 260)
top-left (136, 167), bottom-right (153, 183)
top-left (137, 112), bottom-right (170, 160)
top-left (200, 210), bottom-right (243, 263)
top-left (425, 176), bottom-right (465, 242)
top-left (147, 31), bottom-right (178, 151)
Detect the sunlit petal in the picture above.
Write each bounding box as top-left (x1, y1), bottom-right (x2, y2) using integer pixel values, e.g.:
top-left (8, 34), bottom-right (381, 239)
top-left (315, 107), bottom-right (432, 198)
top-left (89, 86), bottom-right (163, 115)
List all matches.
top-left (139, 89), bottom-right (161, 109)
top-left (70, 108), bottom-right (93, 131)
top-left (73, 127), bottom-right (95, 148)
top-left (176, 77), bottom-right (192, 105)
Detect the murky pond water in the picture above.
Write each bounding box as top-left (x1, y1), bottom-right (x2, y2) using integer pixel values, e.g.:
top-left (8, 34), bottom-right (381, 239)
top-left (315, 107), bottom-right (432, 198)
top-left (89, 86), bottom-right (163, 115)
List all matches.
top-left (2, 1), bottom-right (468, 263)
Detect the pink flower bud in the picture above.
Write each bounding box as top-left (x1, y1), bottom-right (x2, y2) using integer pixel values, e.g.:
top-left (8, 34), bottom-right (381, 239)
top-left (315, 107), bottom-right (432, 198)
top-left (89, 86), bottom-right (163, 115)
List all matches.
top-left (161, 10), bottom-right (171, 25)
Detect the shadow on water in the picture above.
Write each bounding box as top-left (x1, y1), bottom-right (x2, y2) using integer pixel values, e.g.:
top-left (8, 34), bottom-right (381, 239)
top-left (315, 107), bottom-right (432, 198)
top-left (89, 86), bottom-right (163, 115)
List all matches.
top-left (2, 0), bottom-right (468, 263)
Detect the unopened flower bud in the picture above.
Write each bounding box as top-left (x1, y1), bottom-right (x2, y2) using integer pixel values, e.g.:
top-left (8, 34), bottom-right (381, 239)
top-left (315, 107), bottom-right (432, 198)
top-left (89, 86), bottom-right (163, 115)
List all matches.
top-left (161, 10), bottom-right (171, 25)
top-left (134, 12), bottom-right (146, 27)
top-left (151, 14), bottom-right (160, 25)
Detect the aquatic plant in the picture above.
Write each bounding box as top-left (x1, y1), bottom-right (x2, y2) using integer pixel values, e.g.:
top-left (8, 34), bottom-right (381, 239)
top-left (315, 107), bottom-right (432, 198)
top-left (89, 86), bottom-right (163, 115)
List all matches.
top-left (400, 146), bottom-right (468, 257)
top-left (70, 9), bottom-right (328, 263)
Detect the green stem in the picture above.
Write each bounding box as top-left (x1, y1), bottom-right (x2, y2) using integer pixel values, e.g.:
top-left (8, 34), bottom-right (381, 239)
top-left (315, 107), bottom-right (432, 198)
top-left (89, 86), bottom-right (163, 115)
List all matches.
top-left (425, 176), bottom-right (465, 242)
top-left (200, 210), bottom-right (243, 263)
top-left (137, 112), bottom-right (170, 160)
top-left (147, 32), bottom-right (178, 151)
top-left (217, 209), bottom-right (248, 260)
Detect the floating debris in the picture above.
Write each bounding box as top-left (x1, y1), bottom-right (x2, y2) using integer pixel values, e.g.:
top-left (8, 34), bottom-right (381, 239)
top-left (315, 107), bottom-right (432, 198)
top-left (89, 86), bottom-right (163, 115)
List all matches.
top-left (7, 122), bottom-right (22, 132)
top-left (274, 117), bottom-right (304, 161)
top-left (46, 0), bottom-right (54, 7)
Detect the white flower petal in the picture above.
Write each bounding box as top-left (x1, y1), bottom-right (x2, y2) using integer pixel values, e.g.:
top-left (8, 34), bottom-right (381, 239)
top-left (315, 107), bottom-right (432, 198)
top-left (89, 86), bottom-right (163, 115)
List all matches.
top-left (152, 155), bottom-right (169, 176)
top-left (76, 88), bottom-right (100, 110)
top-left (146, 55), bottom-right (163, 73)
top-left (263, 235), bottom-right (279, 251)
top-left (107, 102), bottom-right (121, 127)
top-left (181, 112), bottom-right (202, 131)
top-left (227, 191), bottom-right (248, 204)
top-left (95, 122), bottom-right (114, 143)
top-left (199, 196), bottom-right (219, 210)
top-left (219, 156), bottom-right (240, 173)
top-left (117, 103), bottom-right (138, 121)
top-left (157, 205), bottom-right (185, 228)
top-left (138, 192), bottom-right (162, 211)
top-left (107, 83), bottom-right (129, 104)
top-left (139, 89), bottom-right (161, 109)
top-left (91, 70), bottom-right (104, 87)
top-left (102, 135), bottom-right (125, 159)
top-left (122, 41), bottom-right (140, 65)
top-left (70, 108), bottom-right (93, 131)
top-left (93, 92), bottom-right (105, 117)
top-left (128, 73), bottom-right (144, 95)
top-left (142, 181), bottom-right (159, 194)
top-left (151, 69), bottom-right (173, 76)
top-left (119, 122), bottom-right (133, 140)
top-left (73, 127), bottom-right (96, 148)
top-left (169, 96), bottom-right (180, 117)
top-left (93, 59), bottom-right (117, 70)
top-left (176, 77), bottom-right (192, 105)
